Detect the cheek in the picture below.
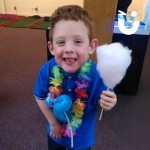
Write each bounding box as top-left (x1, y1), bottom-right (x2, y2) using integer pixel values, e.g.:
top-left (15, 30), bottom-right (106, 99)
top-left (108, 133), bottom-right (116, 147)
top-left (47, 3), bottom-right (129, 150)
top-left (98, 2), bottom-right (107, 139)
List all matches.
top-left (78, 52), bottom-right (89, 65)
top-left (78, 47), bottom-right (89, 57)
top-left (54, 47), bottom-right (62, 55)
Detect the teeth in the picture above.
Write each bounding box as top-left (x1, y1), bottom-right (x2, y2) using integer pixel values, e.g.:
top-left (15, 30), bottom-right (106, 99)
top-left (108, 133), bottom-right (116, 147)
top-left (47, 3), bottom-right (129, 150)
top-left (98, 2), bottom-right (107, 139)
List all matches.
top-left (66, 58), bottom-right (74, 62)
top-left (64, 58), bottom-right (76, 64)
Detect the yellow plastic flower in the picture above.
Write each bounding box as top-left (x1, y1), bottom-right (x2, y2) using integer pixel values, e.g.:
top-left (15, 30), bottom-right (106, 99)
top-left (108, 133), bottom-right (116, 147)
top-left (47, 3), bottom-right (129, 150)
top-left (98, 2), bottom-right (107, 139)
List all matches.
top-left (50, 77), bottom-right (63, 87)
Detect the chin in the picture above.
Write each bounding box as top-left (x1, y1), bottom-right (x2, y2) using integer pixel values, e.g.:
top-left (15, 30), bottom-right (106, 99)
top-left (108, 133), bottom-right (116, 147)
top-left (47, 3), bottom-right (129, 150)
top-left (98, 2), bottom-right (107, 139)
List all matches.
top-left (62, 66), bottom-right (78, 73)
top-left (63, 68), bottom-right (77, 73)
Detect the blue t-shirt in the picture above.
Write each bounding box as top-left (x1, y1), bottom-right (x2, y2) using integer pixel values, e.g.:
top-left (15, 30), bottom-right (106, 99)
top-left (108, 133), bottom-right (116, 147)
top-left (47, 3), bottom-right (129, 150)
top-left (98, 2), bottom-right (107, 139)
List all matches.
top-left (34, 58), bottom-right (107, 150)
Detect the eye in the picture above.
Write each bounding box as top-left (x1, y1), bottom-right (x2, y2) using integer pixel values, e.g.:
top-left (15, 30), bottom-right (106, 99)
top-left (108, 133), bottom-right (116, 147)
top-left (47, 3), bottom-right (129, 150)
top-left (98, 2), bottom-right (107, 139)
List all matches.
top-left (74, 40), bottom-right (82, 45)
top-left (56, 41), bottom-right (65, 46)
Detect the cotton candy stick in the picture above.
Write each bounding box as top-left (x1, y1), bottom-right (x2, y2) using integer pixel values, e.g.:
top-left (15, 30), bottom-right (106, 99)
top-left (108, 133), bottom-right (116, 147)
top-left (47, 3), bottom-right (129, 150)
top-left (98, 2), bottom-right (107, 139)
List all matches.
top-left (99, 87), bottom-right (109, 120)
top-left (96, 42), bottom-right (132, 120)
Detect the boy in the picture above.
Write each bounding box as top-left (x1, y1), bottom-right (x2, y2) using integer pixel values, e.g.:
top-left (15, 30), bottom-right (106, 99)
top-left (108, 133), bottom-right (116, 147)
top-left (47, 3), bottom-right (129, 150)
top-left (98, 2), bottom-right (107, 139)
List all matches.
top-left (34, 5), bottom-right (117, 150)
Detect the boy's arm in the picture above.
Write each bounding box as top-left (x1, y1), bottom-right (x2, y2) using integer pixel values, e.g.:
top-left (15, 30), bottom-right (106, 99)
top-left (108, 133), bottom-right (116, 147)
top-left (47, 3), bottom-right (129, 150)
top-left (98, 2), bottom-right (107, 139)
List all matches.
top-left (36, 99), bottom-right (62, 138)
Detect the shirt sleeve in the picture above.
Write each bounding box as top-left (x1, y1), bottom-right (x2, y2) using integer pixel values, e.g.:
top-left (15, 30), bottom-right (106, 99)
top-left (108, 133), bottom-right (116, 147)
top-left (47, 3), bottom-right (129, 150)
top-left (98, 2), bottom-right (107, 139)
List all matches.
top-left (33, 64), bottom-right (50, 100)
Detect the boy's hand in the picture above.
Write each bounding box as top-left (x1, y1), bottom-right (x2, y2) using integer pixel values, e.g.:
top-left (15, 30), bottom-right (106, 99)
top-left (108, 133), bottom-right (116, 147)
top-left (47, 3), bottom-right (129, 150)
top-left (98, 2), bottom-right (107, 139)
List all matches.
top-left (99, 90), bottom-right (117, 111)
top-left (50, 120), bottom-right (62, 139)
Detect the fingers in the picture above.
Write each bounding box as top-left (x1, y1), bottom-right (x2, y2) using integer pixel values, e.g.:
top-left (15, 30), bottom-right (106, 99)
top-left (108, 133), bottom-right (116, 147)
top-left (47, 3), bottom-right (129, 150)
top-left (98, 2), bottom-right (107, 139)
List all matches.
top-left (50, 131), bottom-right (62, 139)
top-left (99, 90), bottom-right (117, 111)
top-left (50, 121), bottom-right (62, 139)
top-left (100, 99), bottom-right (112, 111)
top-left (101, 90), bottom-right (116, 99)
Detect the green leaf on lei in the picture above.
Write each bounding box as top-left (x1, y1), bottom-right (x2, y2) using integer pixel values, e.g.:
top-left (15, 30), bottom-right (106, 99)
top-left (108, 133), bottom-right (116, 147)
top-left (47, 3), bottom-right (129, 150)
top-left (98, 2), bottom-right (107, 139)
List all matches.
top-left (80, 60), bottom-right (91, 73)
top-left (72, 116), bottom-right (82, 125)
top-left (71, 119), bottom-right (79, 128)
top-left (50, 66), bottom-right (64, 86)
top-left (52, 66), bottom-right (64, 80)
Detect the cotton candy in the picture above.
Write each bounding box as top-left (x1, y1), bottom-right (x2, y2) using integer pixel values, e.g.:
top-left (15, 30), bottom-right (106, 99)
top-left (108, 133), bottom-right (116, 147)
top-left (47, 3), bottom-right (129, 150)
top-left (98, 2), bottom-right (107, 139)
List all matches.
top-left (96, 42), bottom-right (132, 88)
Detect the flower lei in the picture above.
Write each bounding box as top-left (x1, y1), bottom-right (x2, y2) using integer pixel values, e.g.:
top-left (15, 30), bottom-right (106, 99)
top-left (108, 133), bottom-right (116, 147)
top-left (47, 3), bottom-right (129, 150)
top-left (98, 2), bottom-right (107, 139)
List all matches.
top-left (46, 59), bottom-right (92, 138)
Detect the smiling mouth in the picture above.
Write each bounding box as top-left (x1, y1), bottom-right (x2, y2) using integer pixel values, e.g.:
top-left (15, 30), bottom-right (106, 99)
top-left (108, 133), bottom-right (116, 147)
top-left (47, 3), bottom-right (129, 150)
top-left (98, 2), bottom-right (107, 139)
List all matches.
top-left (63, 58), bottom-right (77, 65)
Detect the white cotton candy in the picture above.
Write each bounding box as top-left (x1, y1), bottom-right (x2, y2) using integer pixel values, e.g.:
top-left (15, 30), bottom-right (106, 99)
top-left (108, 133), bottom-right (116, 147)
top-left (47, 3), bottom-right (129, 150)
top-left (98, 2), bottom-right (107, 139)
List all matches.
top-left (96, 42), bottom-right (132, 88)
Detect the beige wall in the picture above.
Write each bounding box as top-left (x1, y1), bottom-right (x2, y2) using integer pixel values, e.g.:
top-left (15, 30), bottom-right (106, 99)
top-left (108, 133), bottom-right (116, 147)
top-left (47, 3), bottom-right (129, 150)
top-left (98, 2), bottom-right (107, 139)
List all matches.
top-left (0, 0), bottom-right (5, 13)
top-left (0, 0), bottom-right (83, 16)
top-left (0, 0), bottom-right (147, 20)
top-left (128, 0), bottom-right (147, 20)
top-left (37, 0), bottom-right (83, 16)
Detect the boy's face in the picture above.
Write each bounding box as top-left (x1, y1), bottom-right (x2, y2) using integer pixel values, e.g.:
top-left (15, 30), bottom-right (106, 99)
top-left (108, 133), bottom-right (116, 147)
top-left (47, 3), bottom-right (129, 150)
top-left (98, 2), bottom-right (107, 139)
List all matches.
top-left (48, 20), bottom-right (98, 73)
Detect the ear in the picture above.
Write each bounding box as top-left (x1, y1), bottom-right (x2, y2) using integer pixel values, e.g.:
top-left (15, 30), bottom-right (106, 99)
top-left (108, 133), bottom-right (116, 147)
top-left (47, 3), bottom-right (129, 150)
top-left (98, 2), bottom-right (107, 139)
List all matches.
top-left (88, 39), bottom-right (98, 54)
top-left (47, 41), bottom-right (55, 55)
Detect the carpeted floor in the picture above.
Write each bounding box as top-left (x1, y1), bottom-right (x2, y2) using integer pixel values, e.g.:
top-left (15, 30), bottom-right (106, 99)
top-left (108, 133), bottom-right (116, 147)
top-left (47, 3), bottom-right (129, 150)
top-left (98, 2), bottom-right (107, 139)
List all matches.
top-left (0, 27), bottom-right (150, 150)
top-left (0, 16), bottom-right (49, 29)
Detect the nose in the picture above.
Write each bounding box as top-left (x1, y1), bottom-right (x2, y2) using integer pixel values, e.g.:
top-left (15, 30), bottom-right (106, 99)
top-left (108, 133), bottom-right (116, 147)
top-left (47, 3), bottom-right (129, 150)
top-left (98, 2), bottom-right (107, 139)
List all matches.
top-left (64, 43), bottom-right (74, 54)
